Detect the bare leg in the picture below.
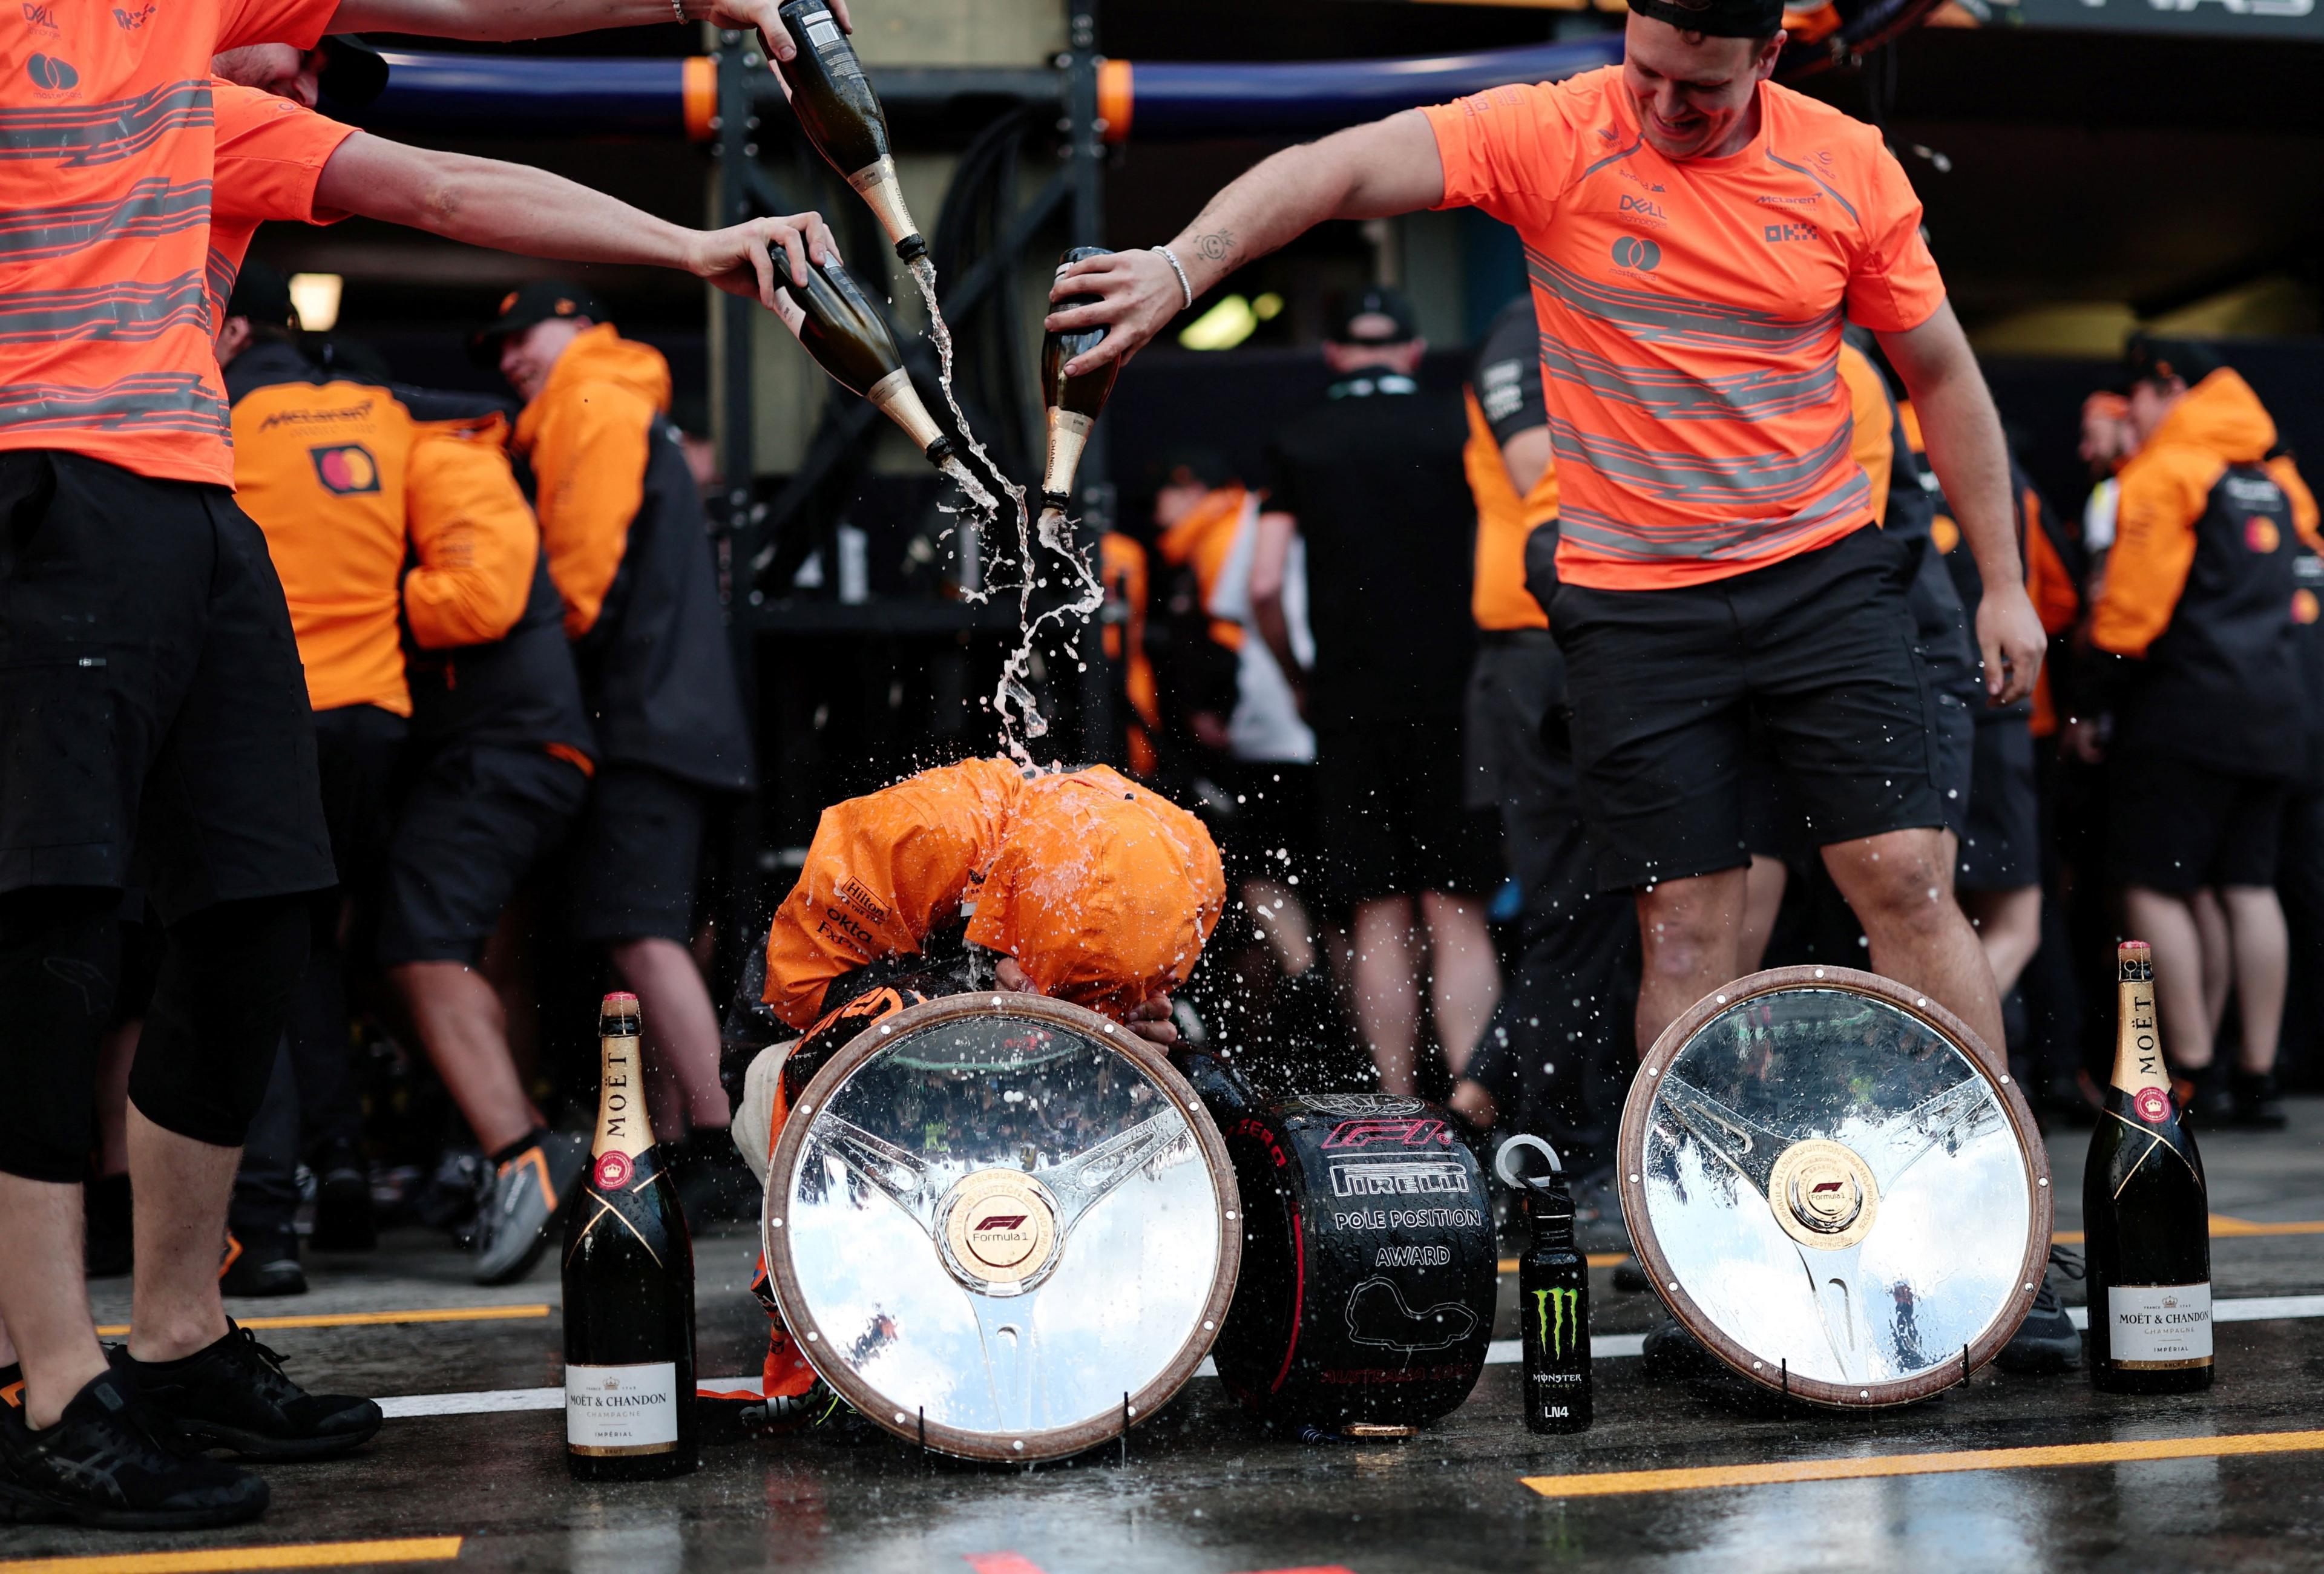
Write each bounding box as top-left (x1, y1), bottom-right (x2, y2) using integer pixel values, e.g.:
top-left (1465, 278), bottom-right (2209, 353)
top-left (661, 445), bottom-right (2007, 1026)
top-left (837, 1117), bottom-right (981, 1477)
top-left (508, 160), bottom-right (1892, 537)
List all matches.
top-left (1351, 896), bottom-right (1422, 1094)
top-left (2122, 887), bottom-right (2214, 1072)
top-left (1243, 877), bottom-right (1318, 978)
top-left (123, 1106), bottom-right (238, 1363)
top-left (1960, 884), bottom-right (2043, 999)
top-left (0, 1178), bottom-right (106, 1426)
top-left (1449, 1078), bottom-right (1498, 1129)
top-left (1822, 827), bottom-right (2004, 1058)
top-left (610, 937), bottom-right (730, 1135)
top-left (390, 961), bottom-right (540, 1155)
top-left (1737, 855), bottom-right (1788, 975)
top-left (2219, 884), bottom-right (2290, 1075)
top-left (1634, 867), bottom-right (1749, 1057)
top-left (1419, 891), bottom-right (1500, 1078)
top-left (2191, 888), bottom-right (2231, 1037)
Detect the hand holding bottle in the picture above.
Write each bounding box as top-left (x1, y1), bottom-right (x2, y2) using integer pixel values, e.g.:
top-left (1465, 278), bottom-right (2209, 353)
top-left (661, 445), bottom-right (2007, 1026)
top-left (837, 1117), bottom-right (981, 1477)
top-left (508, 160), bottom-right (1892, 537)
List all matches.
top-left (688, 210), bottom-right (839, 305)
top-left (706, 0), bottom-right (852, 64)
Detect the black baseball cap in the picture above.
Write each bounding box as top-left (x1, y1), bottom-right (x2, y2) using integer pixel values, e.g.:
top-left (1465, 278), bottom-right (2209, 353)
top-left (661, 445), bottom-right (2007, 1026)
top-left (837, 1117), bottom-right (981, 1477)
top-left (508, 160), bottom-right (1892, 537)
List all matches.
top-left (225, 260), bottom-right (296, 331)
top-left (1330, 286), bottom-right (1418, 346)
top-left (469, 280), bottom-right (605, 362)
top-left (317, 36), bottom-right (389, 110)
top-left (1628, 0), bottom-right (1787, 39)
top-left (2124, 332), bottom-right (2223, 391)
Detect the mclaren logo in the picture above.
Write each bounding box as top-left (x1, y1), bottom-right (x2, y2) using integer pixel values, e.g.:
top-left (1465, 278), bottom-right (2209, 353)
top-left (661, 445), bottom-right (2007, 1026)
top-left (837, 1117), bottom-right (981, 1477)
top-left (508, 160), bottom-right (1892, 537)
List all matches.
top-left (310, 445), bottom-right (381, 496)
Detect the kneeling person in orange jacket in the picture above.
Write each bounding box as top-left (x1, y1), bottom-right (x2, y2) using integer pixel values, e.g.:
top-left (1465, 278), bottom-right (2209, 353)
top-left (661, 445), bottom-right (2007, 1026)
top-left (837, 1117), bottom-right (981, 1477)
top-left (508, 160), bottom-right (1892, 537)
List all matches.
top-left (729, 758), bottom-right (1226, 1412)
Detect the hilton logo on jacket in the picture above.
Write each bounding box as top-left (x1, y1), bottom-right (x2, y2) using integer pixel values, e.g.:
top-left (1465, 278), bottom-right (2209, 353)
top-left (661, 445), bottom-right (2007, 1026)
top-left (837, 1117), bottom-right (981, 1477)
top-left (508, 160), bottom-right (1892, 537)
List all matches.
top-left (310, 445), bottom-right (381, 496)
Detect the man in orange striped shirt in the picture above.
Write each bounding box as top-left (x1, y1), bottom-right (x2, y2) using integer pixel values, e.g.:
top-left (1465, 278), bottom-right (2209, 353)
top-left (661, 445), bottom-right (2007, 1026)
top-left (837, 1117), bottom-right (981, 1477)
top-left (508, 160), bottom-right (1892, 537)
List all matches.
top-left (1050, 1), bottom-right (2044, 1070)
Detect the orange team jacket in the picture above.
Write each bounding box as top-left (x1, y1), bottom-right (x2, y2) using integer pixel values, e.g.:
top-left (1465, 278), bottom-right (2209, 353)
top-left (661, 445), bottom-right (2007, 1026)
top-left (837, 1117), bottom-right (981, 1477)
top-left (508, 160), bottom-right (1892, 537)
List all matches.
top-left (1155, 484), bottom-right (1250, 652)
top-left (1100, 531), bottom-right (1162, 776)
top-left (1462, 388), bottom-right (1559, 631)
top-left (231, 374), bottom-right (545, 714)
top-left (513, 323), bottom-right (674, 639)
top-left (2087, 368), bottom-right (2323, 774)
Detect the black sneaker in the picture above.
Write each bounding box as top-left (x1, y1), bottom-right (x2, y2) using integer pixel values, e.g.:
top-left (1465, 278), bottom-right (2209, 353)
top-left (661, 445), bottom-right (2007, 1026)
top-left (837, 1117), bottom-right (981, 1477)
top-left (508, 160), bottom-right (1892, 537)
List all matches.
top-left (309, 1141), bottom-right (376, 1252)
top-left (0, 1367), bottom-right (268, 1529)
top-left (472, 1130), bottom-right (588, 1286)
top-left (2190, 1074), bottom-right (2235, 1129)
top-left (220, 1231), bottom-right (307, 1299)
top-left (1997, 1245), bottom-right (2084, 1374)
top-left (2232, 1071), bottom-right (2290, 1130)
top-left (111, 1323), bottom-right (381, 1461)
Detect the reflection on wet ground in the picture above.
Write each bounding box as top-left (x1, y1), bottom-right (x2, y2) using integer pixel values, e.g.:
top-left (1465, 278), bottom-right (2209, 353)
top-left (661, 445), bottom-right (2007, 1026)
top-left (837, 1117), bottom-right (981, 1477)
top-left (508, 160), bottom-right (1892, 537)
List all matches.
top-left (21, 1100), bottom-right (2324, 1573)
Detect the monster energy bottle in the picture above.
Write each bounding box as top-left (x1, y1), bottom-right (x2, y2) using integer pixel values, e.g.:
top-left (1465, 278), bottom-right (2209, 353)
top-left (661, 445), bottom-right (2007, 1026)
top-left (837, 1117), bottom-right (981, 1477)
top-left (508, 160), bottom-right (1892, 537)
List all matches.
top-left (1497, 1135), bottom-right (1590, 1434)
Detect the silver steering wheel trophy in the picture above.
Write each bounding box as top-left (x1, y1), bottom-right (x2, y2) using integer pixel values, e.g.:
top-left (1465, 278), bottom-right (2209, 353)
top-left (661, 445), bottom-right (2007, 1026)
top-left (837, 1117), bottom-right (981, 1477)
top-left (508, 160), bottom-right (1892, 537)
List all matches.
top-left (762, 994), bottom-right (1241, 1460)
top-left (1620, 966), bottom-right (2051, 1407)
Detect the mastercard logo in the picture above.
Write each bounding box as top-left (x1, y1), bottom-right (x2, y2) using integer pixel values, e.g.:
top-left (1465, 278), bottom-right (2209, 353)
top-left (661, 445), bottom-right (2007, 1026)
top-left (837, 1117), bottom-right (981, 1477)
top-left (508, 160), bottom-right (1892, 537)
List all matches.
top-left (2296, 589), bottom-right (2320, 625)
top-left (27, 53), bottom-right (77, 91)
top-left (2247, 516), bottom-right (2282, 554)
top-left (1610, 235), bottom-right (1661, 272)
top-left (309, 444), bottom-right (380, 496)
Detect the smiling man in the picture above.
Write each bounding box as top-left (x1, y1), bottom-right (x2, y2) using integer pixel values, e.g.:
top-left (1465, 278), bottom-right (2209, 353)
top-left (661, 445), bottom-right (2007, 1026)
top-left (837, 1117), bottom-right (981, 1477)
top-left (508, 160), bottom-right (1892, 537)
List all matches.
top-left (1047, 1), bottom-right (2046, 1071)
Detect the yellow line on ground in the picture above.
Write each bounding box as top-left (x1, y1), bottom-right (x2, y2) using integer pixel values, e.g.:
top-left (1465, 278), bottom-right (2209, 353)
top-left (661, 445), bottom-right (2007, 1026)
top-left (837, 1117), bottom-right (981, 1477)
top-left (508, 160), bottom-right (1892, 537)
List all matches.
top-left (0, 1535), bottom-right (462, 1573)
top-left (1521, 1429), bottom-right (2324, 1499)
top-left (93, 1306), bottom-right (548, 1337)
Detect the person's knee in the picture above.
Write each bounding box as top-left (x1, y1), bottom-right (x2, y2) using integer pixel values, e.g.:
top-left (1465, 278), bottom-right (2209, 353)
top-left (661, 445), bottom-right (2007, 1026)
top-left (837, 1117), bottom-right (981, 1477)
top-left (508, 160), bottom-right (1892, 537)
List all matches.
top-left (128, 893), bottom-right (312, 1149)
top-left (0, 886), bottom-right (122, 1182)
top-left (1829, 831), bottom-right (1955, 931)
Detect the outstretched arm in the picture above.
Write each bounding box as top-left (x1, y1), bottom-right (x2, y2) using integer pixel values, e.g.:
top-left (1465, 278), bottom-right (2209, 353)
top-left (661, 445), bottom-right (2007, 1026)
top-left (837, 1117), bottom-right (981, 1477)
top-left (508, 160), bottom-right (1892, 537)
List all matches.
top-left (1879, 302), bottom-right (2045, 706)
top-left (326, 0), bottom-right (847, 61)
top-left (315, 133), bottom-right (835, 304)
top-left (1043, 111), bottom-right (1446, 376)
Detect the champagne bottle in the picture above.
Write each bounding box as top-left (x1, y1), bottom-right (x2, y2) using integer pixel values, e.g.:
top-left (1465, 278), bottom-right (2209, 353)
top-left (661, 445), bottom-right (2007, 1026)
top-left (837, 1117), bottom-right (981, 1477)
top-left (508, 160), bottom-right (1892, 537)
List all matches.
top-left (1039, 246), bottom-right (1122, 514)
top-left (2084, 941), bottom-right (2213, 1394)
top-left (563, 992), bottom-right (700, 1479)
top-left (773, 257), bottom-right (956, 468)
top-left (1497, 1136), bottom-right (1590, 1433)
top-left (772, 0), bottom-right (926, 264)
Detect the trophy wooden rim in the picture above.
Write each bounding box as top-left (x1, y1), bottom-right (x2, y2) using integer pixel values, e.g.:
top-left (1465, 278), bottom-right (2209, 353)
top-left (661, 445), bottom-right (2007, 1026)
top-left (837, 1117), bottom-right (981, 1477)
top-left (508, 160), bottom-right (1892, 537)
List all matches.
top-left (763, 991), bottom-right (1243, 1460)
top-left (1617, 965), bottom-right (2054, 1409)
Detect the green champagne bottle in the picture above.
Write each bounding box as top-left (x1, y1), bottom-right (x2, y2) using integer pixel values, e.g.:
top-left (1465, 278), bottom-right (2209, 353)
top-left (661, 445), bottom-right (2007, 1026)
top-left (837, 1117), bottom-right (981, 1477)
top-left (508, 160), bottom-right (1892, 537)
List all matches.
top-left (1038, 246), bottom-right (1122, 514)
top-left (2084, 941), bottom-right (2213, 1394)
top-left (773, 0), bottom-right (926, 264)
top-left (774, 256), bottom-right (956, 468)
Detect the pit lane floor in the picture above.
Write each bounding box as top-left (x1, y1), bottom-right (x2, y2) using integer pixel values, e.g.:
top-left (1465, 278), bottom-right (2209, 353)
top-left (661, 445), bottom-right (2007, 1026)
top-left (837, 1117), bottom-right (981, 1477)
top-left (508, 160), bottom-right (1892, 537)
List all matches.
top-left (11, 1100), bottom-right (2324, 1574)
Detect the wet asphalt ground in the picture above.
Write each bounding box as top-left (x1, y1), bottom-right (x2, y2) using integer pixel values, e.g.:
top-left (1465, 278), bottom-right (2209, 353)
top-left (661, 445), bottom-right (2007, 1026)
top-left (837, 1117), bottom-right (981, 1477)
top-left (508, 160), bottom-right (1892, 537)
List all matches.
top-left (12, 1099), bottom-right (2324, 1574)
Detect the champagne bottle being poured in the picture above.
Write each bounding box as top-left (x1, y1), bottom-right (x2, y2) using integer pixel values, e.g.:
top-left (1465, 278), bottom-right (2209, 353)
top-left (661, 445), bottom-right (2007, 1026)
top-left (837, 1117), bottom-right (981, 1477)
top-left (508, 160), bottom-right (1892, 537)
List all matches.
top-left (1038, 246), bottom-right (1122, 516)
top-left (772, 0), bottom-right (927, 265)
top-left (773, 254), bottom-right (957, 470)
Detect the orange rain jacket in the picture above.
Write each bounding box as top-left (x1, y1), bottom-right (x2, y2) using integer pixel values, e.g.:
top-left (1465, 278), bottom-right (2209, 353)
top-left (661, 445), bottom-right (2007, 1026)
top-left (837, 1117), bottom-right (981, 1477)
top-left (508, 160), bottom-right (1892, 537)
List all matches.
top-left (2087, 369), bottom-right (2322, 775)
top-left (761, 758), bottom-right (1226, 1031)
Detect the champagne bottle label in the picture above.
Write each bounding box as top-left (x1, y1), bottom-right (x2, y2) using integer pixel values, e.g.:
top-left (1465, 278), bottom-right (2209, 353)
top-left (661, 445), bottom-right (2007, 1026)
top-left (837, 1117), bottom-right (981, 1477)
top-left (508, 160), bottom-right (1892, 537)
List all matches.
top-left (1042, 408), bottom-right (1094, 498)
top-left (845, 158), bottom-right (918, 251)
top-left (2107, 1283), bottom-right (2214, 1368)
top-left (592, 1015), bottom-right (651, 1172)
top-left (2111, 944), bottom-right (2170, 1114)
top-left (565, 1361), bottom-right (679, 1453)
top-left (866, 366), bottom-right (945, 454)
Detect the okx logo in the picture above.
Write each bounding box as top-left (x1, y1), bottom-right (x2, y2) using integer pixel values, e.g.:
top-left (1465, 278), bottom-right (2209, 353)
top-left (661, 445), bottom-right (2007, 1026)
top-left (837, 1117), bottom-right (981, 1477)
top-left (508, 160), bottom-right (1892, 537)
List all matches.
top-left (1764, 221), bottom-right (1820, 244)
top-left (1532, 1286), bottom-right (1581, 1359)
top-left (1610, 235), bottom-right (1661, 272)
top-left (310, 444), bottom-right (381, 495)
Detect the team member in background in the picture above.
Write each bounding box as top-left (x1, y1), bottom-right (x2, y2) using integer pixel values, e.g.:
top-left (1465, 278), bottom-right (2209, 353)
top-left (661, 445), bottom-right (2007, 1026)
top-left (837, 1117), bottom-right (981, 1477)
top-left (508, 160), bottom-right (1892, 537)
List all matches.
top-left (726, 759), bottom-right (1225, 1408)
top-left (1046, 0), bottom-right (2048, 1071)
top-left (482, 284), bottom-right (755, 1182)
top-left (1451, 294), bottom-right (1632, 1209)
top-left (2082, 336), bottom-right (2320, 1128)
top-left (0, 0), bottom-right (852, 1533)
top-left (1255, 288), bottom-right (1502, 1098)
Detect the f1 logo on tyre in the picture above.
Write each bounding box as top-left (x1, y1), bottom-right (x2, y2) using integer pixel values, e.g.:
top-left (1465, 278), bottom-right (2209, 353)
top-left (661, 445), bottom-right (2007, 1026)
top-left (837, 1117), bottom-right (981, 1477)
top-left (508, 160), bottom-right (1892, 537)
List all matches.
top-left (310, 444), bottom-right (381, 495)
top-left (1611, 235), bottom-right (1661, 271)
top-left (1321, 1118), bottom-right (1448, 1150)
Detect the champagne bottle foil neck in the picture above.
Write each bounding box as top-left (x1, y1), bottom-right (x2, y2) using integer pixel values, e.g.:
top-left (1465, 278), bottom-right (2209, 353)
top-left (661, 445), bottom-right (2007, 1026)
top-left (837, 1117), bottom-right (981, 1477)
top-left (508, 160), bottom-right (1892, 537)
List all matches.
top-left (894, 233), bottom-right (927, 264)
top-left (924, 435), bottom-right (957, 467)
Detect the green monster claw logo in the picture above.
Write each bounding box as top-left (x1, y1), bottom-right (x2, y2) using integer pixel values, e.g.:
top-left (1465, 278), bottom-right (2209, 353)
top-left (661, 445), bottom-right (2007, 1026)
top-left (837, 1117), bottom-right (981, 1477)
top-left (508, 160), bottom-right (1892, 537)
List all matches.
top-left (1532, 1287), bottom-right (1580, 1359)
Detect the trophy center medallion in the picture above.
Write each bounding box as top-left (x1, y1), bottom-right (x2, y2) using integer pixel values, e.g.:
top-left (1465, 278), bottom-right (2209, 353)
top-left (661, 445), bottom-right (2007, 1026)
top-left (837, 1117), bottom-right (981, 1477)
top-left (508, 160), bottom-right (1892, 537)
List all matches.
top-left (1767, 1138), bottom-right (1879, 1250)
top-left (940, 1169), bottom-right (1060, 1288)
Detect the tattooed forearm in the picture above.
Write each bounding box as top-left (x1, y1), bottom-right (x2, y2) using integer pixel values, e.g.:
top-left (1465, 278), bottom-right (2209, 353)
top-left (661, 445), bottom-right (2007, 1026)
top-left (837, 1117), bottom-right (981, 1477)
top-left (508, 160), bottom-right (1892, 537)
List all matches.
top-left (1191, 228), bottom-right (1234, 264)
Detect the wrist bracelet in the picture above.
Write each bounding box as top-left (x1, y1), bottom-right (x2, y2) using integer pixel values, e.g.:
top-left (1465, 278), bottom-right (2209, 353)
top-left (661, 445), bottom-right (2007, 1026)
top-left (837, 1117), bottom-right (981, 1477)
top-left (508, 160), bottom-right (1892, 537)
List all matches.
top-left (669, 0), bottom-right (687, 21)
top-left (1153, 245), bottom-right (1194, 311)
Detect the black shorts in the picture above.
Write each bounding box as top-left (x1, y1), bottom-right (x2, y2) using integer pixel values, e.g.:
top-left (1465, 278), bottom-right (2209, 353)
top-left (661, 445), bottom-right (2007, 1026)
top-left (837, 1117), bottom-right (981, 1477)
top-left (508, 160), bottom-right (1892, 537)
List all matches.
top-left (570, 763), bottom-right (711, 943)
top-left (312, 704), bottom-right (408, 904)
top-left (378, 743), bottom-right (587, 966)
top-left (1957, 713), bottom-right (2040, 892)
top-left (2109, 752), bottom-right (2291, 893)
top-left (1218, 759), bottom-right (1319, 888)
top-left (1462, 631), bottom-right (1564, 816)
top-left (1314, 716), bottom-right (1501, 905)
top-left (0, 451), bottom-right (332, 922)
top-left (1551, 523), bottom-right (1947, 893)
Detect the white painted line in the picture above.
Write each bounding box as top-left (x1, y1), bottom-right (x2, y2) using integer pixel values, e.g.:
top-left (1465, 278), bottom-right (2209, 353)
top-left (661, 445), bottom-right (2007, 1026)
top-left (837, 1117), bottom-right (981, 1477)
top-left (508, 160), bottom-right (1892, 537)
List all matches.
top-left (373, 1296), bottom-right (2324, 1420)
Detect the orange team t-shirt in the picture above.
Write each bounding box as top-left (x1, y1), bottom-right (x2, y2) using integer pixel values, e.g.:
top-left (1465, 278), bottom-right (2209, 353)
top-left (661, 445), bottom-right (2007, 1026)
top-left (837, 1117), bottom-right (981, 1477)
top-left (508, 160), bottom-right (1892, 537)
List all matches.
top-left (208, 82), bottom-right (357, 327)
top-left (0, 0), bottom-right (340, 488)
top-left (1423, 67), bottom-right (1948, 591)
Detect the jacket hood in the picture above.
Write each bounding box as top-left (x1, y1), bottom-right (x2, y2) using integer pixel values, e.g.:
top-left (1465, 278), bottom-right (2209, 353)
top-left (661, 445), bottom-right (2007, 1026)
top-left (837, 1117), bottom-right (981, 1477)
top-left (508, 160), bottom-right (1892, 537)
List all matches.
top-left (522, 323), bottom-right (672, 430)
top-left (2148, 367), bottom-right (2277, 467)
